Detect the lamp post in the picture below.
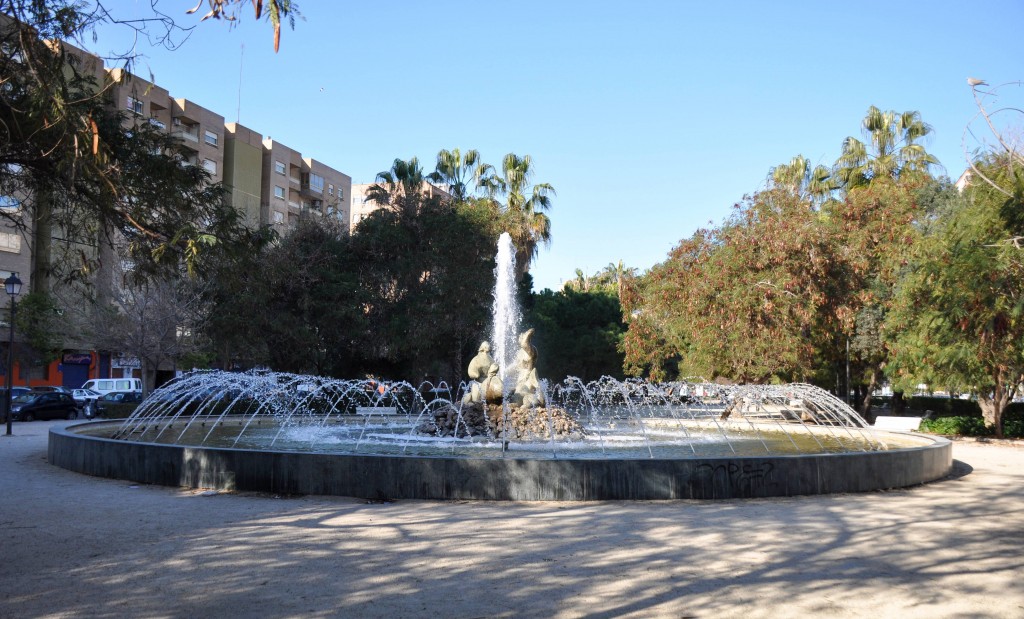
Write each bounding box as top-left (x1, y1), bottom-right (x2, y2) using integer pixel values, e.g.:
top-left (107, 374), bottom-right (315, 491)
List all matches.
top-left (4, 272), bottom-right (22, 436)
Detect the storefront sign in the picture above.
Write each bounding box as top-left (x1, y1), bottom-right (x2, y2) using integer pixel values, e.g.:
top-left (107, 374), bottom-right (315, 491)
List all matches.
top-left (112, 354), bottom-right (141, 369)
top-left (61, 352), bottom-right (92, 365)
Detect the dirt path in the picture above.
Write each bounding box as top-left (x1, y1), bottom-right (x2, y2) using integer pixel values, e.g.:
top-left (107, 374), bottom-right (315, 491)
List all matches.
top-left (1, 421), bottom-right (1023, 618)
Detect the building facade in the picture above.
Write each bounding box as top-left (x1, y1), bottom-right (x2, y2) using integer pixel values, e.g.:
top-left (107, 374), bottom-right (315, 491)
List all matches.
top-left (0, 40), bottom-right (354, 390)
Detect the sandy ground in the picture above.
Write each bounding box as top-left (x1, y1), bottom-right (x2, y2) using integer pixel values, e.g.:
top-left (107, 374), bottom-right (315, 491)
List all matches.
top-left (1, 422), bottom-right (1023, 618)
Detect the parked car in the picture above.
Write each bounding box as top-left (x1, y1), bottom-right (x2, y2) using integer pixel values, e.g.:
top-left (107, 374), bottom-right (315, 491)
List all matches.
top-left (0, 387), bottom-right (31, 400)
top-left (31, 386), bottom-right (73, 394)
top-left (94, 390), bottom-right (145, 416)
top-left (72, 388), bottom-right (102, 409)
top-left (9, 392), bottom-right (78, 421)
top-left (80, 378), bottom-right (142, 396)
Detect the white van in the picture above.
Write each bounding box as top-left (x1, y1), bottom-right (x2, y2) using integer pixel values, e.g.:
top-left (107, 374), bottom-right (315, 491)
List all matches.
top-left (81, 378), bottom-right (142, 395)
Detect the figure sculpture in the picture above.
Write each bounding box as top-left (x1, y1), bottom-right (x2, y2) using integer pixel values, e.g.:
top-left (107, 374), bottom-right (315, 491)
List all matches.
top-left (463, 342), bottom-right (502, 405)
top-left (467, 341), bottom-right (493, 382)
top-left (512, 328), bottom-right (545, 407)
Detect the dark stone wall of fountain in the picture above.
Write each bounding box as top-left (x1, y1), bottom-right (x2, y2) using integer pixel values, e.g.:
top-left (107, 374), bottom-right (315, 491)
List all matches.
top-left (50, 423), bottom-right (953, 500)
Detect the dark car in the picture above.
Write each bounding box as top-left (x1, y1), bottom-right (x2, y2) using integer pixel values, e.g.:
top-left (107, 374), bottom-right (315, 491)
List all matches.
top-left (94, 390), bottom-right (145, 416)
top-left (10, 392), bottom-right (78, 421)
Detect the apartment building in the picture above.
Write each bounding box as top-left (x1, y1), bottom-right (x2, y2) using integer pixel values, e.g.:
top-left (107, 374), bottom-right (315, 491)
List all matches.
top-left (224, 123), bottom-right (264, 227)
top-left (0, 34), bottom-right (355, 390)
top-left (348, 182), bottom-right (451, 231)
top-left (264, 140), bottom-right (351, 233)
top-left (0, 39), bottom-right (107, 295)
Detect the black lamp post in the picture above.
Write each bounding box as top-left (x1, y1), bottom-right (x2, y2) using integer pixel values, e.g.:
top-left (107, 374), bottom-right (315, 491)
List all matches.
top-left (4, 272), bottom-right (22, 436)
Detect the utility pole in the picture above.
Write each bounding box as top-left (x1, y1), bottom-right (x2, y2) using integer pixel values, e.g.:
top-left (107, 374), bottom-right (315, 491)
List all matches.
top-left (846, 337), bottom-right (851, 408)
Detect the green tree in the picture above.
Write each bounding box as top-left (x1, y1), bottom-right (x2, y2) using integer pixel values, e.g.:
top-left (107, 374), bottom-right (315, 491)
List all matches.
top-left (348, 197), bottom-right (497, 381)
top-left (622, 189), bottom-right (849, 383)
top-left (886, 157), bottom-right (1024, 436)
top-left (0, 1), bottom-right (266, 289)
top-left (527, 287), bottom-right (626, 382)
top-left (427, 148), bottom-right (493, 202)
top-left (834, 106), bottom-right (939, 189)
top-left (769, 154), bottom-right (839, 205)
top-left (826, 178), bottom-right (926, 415)
top-left (365, 157), bottom-right (435, 219)
top-left (484, 153), bottom-right (555, 280)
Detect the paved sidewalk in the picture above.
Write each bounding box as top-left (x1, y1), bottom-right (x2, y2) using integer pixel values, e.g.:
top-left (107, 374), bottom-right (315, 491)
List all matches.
top-left (1, 421), bottom-right (1023, 618)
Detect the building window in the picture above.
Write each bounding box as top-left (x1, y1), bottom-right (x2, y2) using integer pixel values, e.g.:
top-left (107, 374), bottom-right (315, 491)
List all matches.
top-left (204, 130), bottom-right (218, 146)
top-left (328, 184), bottom-right (334, 195)
top-left (0, 232), bottom-right (20, 253)
top-left (202, 158), bottom-right (217, 175)
top-left (126, 96), bottom-right (143, 114)
top-left (273, 211), bottom-right (284, 224)
top-left (0, 196), bottom-right (19, 210)
top-left (338, 188), bottom-right (344, 200)
top-left (304, 172), bottom-right (324, 194)
top-left (274, 161), bottom-right (286, 175)
top-left (274, 186), bottom-right (285, 200)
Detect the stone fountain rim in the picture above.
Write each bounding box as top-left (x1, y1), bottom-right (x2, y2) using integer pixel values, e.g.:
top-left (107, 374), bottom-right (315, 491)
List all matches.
top-left (49, 421), bottom-right (953, 500)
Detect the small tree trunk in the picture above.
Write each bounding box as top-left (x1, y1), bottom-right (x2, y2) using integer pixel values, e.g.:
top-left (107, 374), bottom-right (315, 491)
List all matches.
top-left (893, 391), bottom-right (905, 414)
top-left (978, 388), bottom-right (1008, 438)
top-left (859, 369), bottom-right (880, 424)
top-left (31, 188), bottom-right (53, 294)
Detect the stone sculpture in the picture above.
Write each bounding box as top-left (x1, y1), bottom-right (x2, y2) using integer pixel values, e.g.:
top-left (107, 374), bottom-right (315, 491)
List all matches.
top-left (431, 330), bottom-right (579, 440)
top-left (511, 328), bottom-right (545, 407)
top-left (466, 341), bottom-right (493, 382)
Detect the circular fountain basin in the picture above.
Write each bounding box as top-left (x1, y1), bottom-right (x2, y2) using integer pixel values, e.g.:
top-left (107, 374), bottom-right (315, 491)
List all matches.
top-left (50, 418), bottom-right (951, 500)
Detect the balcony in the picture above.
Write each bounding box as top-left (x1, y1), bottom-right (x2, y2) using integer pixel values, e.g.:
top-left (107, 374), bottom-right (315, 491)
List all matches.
top-left (172, 128), bottom-right (199, 143)
top-left (288, 175), bottom-right (300, 185)
top-left (148, 118), bottom-right (166, 130)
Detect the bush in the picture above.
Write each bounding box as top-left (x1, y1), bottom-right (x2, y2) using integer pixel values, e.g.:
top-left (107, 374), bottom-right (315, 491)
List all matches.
top-left (919, 415), bottom-right (1024, 438)
top-left (920, 416), bottom-right (988, 436)
top-left (908, 396), bottom-right (981, 417)
top-left (1003, 403), bottom-right (1024, 421)
top-left (1003, 419), bottom-right (1024, 438)
top-left (97, 402), bottom-right (141, 419)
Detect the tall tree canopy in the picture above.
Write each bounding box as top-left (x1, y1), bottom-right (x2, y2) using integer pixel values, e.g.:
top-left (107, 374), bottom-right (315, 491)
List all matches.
top-left (886, 156), bottom-right (1024, 436)
top-left (622, 106), bottom-right (939, 395)
top-left (622, 188), bottom-right (849, 383)
top-left (834, 106), bottom-right (938, 189)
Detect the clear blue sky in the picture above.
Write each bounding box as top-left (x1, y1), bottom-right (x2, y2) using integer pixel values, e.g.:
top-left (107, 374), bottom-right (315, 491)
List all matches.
top-left (88, 1), bottom-right (1024, 291)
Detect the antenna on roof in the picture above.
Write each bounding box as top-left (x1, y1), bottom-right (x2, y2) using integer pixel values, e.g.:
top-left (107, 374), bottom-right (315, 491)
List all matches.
top-left (236, 43), bottom-right (244, 124)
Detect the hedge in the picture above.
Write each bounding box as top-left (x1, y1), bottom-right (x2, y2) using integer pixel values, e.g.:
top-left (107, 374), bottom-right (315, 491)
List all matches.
top-left (920, 415), bottom-right (1024, 438)
top-left (96, 402), bottom-right (142, 419)
top-left (873, 395), bottom-right (1024, 420)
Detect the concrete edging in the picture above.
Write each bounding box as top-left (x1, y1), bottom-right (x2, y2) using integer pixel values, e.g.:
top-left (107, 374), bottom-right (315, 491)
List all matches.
top-left (49, 422), bottom-right (953, 501)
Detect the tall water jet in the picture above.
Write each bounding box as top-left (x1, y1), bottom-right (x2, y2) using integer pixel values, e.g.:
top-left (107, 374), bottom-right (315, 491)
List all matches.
top-left (490, 232), bottom-right (521, 390)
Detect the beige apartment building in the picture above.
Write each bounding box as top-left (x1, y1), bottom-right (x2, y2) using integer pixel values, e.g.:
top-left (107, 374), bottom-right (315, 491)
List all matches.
top-left (348, 182), bottom-right (450, 231)
top-left (263, 140), bottom-right (351, 233)
top-left (0, 34), bottom-right (355, 389)
top-left (0, 39), bottom-right (108, 294)
top-left (108, 70), bottom-right (352, 236)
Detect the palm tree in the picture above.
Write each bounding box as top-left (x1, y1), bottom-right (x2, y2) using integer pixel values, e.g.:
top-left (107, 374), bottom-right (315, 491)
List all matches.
top-left (487, 153), bottom-right (555, 279)
top-left (426, 148), bottom-right (494, 202)
top-left (770, 155), bottom-right (839, 205)
top-left (834, 106), bottom-right (939, 189)
top-left (365, 157), bottom-right (428, 218)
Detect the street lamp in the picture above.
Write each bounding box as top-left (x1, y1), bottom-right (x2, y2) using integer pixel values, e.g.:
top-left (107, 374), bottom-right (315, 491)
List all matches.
top-left (4, 272), bottom-right (22, 436)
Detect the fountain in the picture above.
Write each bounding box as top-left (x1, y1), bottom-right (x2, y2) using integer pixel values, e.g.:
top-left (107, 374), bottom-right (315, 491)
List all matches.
top-left (48, 234), bottom-right (952, 500)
